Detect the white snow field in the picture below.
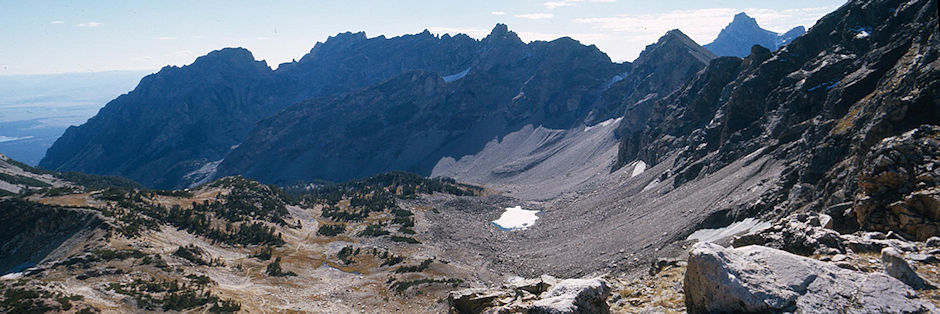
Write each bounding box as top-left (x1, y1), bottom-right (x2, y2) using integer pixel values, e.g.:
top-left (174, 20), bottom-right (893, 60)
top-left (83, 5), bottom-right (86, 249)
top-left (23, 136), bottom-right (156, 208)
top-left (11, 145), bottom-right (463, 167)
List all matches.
top-left (492, 206), bottom-right (540, 230)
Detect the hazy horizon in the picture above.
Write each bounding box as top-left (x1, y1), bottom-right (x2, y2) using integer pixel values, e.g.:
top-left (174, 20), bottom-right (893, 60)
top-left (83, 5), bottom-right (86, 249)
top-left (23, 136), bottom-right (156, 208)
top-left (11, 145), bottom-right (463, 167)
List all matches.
top-left (1, 0), bottom-right (844, 75)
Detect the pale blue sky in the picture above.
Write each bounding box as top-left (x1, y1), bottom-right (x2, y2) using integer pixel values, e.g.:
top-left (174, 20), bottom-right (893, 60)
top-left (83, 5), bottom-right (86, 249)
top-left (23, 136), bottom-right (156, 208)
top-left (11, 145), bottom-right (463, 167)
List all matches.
top-left (0, 0), bottom-right (845, 75)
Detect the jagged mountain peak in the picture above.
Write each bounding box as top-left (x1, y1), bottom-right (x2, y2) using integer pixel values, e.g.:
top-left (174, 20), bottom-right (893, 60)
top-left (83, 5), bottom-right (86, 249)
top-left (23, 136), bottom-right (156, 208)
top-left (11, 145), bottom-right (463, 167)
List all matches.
top-left (655, 29), bottom-right (698, 47)
top-left (197, 46), bottom-right (254, 60)
top-left (187, 47), bottom-right (268, 70)
top-left (704, 12), bottom-right (806, 57)
top-left (327, 31), bottom-right (368, 42)
top-left (488, 23), bottom-right (510, 37)
top-left (730, 12), bottom-right (761, 28)
top-left (636, 29), bottom-right (715, 65)
top-left (721, 12), bottom-right (775, 37)
top-left (484, 23), bottom-right (523, 45)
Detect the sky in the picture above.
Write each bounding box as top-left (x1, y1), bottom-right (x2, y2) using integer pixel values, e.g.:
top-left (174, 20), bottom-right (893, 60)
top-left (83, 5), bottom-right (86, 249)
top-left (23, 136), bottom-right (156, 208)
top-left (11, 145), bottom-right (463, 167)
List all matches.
top-left (0, 0), bottom-right (846, 75)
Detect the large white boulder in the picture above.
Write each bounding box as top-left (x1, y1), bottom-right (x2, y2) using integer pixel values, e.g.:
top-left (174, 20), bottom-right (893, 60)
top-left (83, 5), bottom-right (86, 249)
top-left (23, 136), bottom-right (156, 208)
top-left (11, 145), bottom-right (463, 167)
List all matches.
top-left (684, 242), bottom-right (937, 313)
top-left (448, 276), bottom-right (610, 314)
top-left (528, 278), bottom-right (610, 314)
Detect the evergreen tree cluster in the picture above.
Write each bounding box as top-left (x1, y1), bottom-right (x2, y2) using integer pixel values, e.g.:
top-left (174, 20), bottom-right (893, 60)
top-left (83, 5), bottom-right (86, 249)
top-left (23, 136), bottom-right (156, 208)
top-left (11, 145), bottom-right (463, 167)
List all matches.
top-left (264, 257), bottom-right (297, 277)
top-left (105, 275), bottom-right (240, 312)
top-left (87, 184), bottom-right (286, 246)
top-left (290, 171), bottom-right (482, 207)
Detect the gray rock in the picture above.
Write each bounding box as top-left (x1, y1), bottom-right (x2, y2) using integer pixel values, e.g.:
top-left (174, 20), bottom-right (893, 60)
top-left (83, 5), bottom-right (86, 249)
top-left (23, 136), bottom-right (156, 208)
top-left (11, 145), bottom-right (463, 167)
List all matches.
top-left (817, 213), bottom-right (833, 229)
top-left (685, 242), bottom-right (937, 313)
top-left (834, 261), bottom-right (859, 271)
top-left (649, 258), bottom-right (682, 276)
top-left (882, 247), bottom-right (930, 290)
top-left (842, 233), bottom-right (917, 253)
top-left (528, 278), bottom-right (611, 314)
top-left (732, 213), bottom-right (844, 255)
top-left (448, 289), bottom-right (511, 314)
top-left (504, 275), bottom-right (556, 295)
top-left (856, 126), bottom-right (940, 240)
top-left (909, 254), bottom-right (939, 264)
top-left (926, 236), bottom-right (940, 247)
top-left (449, 277), bottom-right (611, 314)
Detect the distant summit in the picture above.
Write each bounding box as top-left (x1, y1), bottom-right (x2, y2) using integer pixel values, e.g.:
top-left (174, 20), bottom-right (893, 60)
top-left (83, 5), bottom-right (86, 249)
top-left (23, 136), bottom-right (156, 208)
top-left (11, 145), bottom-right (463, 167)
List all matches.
top-left (704, 12), bottom-right (806, 57)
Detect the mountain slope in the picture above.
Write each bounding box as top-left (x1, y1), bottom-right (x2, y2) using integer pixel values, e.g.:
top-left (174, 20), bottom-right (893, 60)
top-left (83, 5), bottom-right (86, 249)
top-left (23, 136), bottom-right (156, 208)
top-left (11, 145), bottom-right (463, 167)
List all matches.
top-left (40, 49), bottom-right (283, 189)
top-left (591, 29), bottom-right (715, 128)
top-left (423, 0), bottom-right (939, 282)
top-left (704, 12), bottom-right (806, 57)
top-left (0, 162), bottom-right (493, 312)
top-left (217, 25), bottom-right (631, 184)
top-left (216, 27), bottom-right (711, 185)
top-left (620, 0), bottom-right (939, 239)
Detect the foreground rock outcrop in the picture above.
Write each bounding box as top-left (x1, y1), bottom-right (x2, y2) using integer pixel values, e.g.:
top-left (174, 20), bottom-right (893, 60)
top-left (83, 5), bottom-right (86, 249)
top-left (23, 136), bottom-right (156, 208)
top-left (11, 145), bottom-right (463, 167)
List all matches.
top-left (856, 126), bottom-right (940, 240)
top-left (684, 242), bottom-right (937, 313)
top-left (618, 0), bottom-right (940, 240)
top-left (883, 247), bottom-right (932, 290)
top-left (448, 276), bottom-right (611, 313)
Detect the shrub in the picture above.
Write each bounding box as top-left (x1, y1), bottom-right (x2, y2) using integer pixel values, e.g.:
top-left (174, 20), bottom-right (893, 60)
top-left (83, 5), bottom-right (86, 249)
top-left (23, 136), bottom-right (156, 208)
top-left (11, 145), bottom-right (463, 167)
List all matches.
top-left (358, 223), bottom-right (390, 237)
top-left (173, 245), bottom-right (209, 266)
top-left (394, 259), bottom-right (433, 273)
top-left (390, 236), bottom-right (421, 244)
top-left (251, 247), bottom-right (273, 261)
top-left (317, 224), bottom-right (345, 237)
top-left (265, 257), bottom-right (296, 277)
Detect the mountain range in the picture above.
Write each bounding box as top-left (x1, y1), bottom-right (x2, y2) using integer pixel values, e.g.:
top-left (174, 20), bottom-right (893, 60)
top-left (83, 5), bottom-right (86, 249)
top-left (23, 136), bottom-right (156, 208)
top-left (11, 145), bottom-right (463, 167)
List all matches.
top-left (41, 23), bottom-right (717, 188)
top-left (3, 1), bottom-right (938, 311)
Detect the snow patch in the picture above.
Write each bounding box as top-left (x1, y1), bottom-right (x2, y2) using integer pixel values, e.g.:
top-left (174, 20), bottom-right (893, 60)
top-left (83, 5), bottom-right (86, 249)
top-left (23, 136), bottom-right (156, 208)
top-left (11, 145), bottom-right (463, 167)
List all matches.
top-left (583, 117), bottom-right (621, 132)
top-left (601, 73), bottom-right (626, 90)
top-left (852, 27), bottom-right (872, 39)
top-left (641, 178), bottom-right (660, 192)
top-left (443, 67), bottom-right (471, 82)
top-left (183, 159), bottom-right (223, 187)
top-left (631, 161), bottom-right (647, 178)
top-left (686, 218), bottom-right (771, 243)
top-left (0, 135), bottom-right (32, 143)
top-left (0, 272), bottom-right (23, 280)
top-left (807, 80), bottom-right (840, 92)
top-left (492, 206), bottom-right (540, 230)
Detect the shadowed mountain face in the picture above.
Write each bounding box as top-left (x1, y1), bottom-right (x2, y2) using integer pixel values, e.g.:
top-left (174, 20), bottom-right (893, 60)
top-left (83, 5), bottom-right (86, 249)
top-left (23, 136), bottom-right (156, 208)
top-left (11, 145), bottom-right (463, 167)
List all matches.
top-left (215, 27), bottom-right (716, 185)
top-left (704, 12), bottom-right (806, 57)
top-left (41, 24), bottom-right (714, 188)
top-left (601, 30), bottom-right (716, 135)
top-left (40, 49), bottom-right (281, 189)
top-left (216, 26), bottom-right (622, 184)
top-left (40, 31), bottom-right (482, 189)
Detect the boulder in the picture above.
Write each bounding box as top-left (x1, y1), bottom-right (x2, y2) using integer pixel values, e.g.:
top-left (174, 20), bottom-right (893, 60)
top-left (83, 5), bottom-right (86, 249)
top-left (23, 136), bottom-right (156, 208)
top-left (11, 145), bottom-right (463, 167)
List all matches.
top-left (926, 236), bottom-right (940, 247)
top-left (448, 289), bottom-right (512, 314)
top-left (731, 212), bottom-right (844, 255)
top-left (448, 277), bottom-right (611, 314)
top-left (735, 212), bottom-right (920, 255)
top-left (841, 233), bottom-right (917, 253)
top-left (528, 278), bottom-right (611, 314)
top-left (882, 247), bottom-right (930, 289)
top-left (685, 242), bottom-right (937, 313)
